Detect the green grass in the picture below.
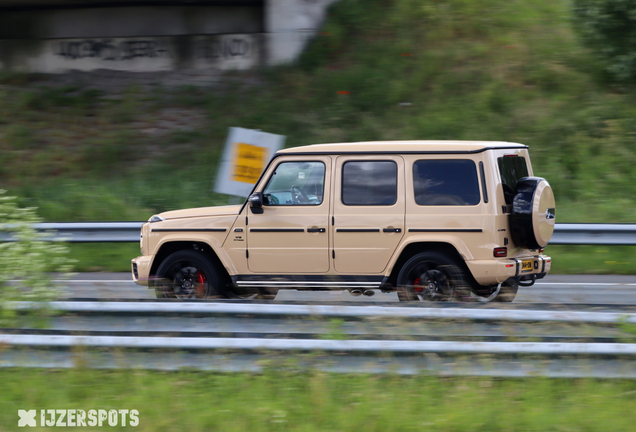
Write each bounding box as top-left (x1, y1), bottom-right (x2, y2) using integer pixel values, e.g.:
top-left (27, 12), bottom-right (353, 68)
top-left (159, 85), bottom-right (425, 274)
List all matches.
top-left (66, 243), bottom-right (140, 273)
top-left (2, 0), bottom-right (636, 273)
top-left (1, 368), bottom-right (636, 431)
top-left (548, 245), bottom-right (636, 274)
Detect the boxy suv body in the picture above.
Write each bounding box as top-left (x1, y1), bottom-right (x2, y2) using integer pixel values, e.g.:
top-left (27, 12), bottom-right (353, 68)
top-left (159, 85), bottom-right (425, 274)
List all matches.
top-left (132, 141), bottom-right (555, 302)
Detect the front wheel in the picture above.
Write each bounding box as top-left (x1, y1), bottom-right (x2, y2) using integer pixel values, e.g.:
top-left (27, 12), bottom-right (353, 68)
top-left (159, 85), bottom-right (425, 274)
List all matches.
top-left (396, 252), bottom-right (470, 302)
top-left (152, 250), bottom-right (225, 299)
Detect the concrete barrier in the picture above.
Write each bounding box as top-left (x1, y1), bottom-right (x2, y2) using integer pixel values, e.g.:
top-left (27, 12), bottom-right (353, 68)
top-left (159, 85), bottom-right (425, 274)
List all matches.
top-left (0, 0), bottom-right (340, 73)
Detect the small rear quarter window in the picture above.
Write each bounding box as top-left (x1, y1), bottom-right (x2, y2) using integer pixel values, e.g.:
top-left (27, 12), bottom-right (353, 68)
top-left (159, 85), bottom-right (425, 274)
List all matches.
top-left (497, 156), bottom-right (529, 204)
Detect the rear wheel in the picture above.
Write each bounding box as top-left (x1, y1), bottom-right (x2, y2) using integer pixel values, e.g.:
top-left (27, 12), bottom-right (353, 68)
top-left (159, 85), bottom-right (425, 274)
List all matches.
top-left (471, 279), bottom-right (519, 302)
top-left (153, 250), bottom-right (225, 299)
top-left (491, 279), bottom-right (519, 302)
top-left (396, 252), bottom-right (470, 302)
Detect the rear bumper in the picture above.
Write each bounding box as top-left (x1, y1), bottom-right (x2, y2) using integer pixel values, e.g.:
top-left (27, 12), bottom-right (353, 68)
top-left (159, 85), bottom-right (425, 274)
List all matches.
top-left (131, 255), bottom-right (153, 286)
top-left (466, 254), bottom-right (551, 285)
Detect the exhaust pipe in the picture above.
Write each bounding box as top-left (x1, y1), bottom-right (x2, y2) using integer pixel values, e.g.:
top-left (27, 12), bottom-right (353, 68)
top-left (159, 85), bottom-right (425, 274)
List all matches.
top-left (363, 290), bottom-right (375, 297)
top-left (350, 289), bottom-right (363, 296)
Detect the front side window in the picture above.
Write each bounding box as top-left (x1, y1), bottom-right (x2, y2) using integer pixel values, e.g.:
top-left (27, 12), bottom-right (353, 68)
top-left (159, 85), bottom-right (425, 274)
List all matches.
top-left (342, 160), bottom-right (397, 206)
top-left (413, 159), bottom-right (480, 206)
top-left (497, 156), bottom-right (529, 204)
top-left (262, 161), bottom-right (325, 205)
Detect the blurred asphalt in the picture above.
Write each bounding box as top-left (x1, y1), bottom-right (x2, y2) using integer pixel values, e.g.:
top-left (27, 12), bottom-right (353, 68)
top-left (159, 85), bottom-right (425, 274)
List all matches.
top-left (58, 273), bottom-right (636, 304)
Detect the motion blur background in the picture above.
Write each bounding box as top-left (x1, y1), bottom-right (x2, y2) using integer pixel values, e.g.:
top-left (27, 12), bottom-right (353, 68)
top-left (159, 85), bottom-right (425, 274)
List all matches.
top-left (2, 1), bottom-right (636, 430)
top-left (3, 0), bottom-right (635, 273)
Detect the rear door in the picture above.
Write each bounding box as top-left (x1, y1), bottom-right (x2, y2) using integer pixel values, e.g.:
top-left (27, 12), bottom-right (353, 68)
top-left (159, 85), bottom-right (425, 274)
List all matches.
top-left (332, 156), bottom-right (405, 274)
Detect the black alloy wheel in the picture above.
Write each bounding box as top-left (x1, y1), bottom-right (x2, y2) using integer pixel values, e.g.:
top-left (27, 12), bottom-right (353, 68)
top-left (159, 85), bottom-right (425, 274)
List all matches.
top-left (396, 252), bottom-right (469, 302)
top-left (490, 279), bottom-right (519, 302)
top-left (153, 250), bottom-right (224, 299)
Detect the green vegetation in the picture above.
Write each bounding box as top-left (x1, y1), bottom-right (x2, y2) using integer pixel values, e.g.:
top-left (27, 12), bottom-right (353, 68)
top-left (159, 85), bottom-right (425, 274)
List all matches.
top-left (573, 0), bottom-right (636, 83)
top-left (0, 190), bottom-right (72, 324)
top-left (1, 0), bottom-right (635, 272)
top-left (548, 245), bottom-right (636, 275)
top-left (1, 368), bottom-right (636, 431)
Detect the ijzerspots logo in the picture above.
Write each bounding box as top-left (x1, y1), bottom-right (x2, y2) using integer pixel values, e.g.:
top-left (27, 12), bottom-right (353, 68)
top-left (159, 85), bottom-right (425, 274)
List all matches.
top-left (18, 409), bottom-right (139, 427)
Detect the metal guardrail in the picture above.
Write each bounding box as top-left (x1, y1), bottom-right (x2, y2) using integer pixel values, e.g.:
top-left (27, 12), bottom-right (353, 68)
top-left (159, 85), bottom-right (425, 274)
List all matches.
top-left (12, 301), bottom-right (636, 323)
top-left (1, 222), bottom-right (636, 245)
top-left (3, 301), bottom-right (636, 377)
top-left (0, 222), bottom-right (143, 242)
top-left (551, 224), bottom-right (636, 245)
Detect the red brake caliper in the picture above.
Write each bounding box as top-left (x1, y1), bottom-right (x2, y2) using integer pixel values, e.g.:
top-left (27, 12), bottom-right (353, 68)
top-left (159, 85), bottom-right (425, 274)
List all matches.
top-left (413, 277), bottom-right (423, 292)
top-left (196, 271), bottom-right (206, 298)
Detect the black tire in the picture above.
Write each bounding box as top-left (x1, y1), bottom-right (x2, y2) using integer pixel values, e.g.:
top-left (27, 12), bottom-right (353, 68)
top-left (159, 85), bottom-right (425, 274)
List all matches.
top-left (152, 250), bottom-right (225, 299)
top-left (491, 279), bottom-right (519, 302)
top-left (396, 252), bottom-right (470, 302)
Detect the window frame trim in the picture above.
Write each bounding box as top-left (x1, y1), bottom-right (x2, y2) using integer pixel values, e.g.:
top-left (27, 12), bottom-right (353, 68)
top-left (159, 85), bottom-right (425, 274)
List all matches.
top-left (412, 158), bottom-right (482, 207)
top-left (261, 160), bottom-right (327, 207)
top-left (340, 159), bottom-right (399, 207)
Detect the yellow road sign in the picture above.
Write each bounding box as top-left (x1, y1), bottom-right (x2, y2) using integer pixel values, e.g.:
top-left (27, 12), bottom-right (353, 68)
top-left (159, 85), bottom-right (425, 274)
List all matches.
top-left (232, 142), bottom-right (267, 183)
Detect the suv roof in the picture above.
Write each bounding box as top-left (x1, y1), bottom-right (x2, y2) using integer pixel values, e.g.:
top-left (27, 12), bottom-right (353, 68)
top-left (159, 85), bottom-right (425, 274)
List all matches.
top-left (277, 140), bottom-right (528, 155)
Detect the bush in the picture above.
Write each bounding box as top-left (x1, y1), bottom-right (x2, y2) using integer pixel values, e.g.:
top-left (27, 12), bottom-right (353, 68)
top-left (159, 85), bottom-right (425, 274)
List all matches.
top-left (0, 190), bottom-right (73, 325)
top-left (573, 0), bottom-right (636, 82)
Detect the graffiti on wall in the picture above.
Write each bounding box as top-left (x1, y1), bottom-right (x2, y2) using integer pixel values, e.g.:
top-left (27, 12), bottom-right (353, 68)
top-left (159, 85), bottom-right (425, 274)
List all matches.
top-left (195, 37), bottom-right (253, 60)
top-left (194, 35), bottom-right (258, 70)
top-left (54, 39), bottom-right (170, 61)
top-left (8, 34), bottom-right (260, 73)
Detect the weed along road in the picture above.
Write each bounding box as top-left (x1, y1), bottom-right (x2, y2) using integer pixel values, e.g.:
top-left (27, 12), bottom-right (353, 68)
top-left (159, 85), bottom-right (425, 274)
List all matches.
top-left (60, 274), bottom-right (636, 304)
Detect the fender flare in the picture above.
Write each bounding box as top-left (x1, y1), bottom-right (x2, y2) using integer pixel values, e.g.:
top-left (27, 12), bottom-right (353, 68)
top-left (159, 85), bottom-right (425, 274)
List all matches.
top-left (151, 234), bottom-right (238, 276)
top-left (386, 235), bottom-right (473, 276)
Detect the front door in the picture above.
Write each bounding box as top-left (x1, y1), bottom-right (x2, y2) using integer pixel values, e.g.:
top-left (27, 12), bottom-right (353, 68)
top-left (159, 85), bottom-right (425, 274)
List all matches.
top-left (246, 156), bottom-right (331, 274)
top-left (332, 155), bottom-right (405, 274)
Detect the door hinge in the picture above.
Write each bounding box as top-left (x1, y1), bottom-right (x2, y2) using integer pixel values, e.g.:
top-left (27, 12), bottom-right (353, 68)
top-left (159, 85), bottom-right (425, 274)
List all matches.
top-left (332, 216), bottom-right (334, 226)
top-left (332, 250), bottom-right (335, 259)
top-left (246, 216), bottom-right (248, 225)
top-left (246, 250), bottom-right (249, 259)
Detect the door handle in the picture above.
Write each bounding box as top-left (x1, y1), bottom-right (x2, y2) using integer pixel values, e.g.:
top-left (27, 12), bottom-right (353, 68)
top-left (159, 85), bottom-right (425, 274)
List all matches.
top-left (307, 228), bottom-right (326, 233)
top-left (383, 228), bottom-right (402, 233)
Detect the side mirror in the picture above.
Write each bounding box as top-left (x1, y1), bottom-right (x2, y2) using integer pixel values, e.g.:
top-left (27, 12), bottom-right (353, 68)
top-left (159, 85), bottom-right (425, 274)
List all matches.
top-left (248, 192), bottom-right (264, 214)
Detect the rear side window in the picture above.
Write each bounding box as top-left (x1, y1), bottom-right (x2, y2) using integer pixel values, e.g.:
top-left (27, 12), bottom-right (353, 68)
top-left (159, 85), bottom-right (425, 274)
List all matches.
top-left (342, 161), bottom-right (397, 205)
top-left (413, 159), bottom-right (480, 206)
top-left (498, 156), bottom-right (529, 204)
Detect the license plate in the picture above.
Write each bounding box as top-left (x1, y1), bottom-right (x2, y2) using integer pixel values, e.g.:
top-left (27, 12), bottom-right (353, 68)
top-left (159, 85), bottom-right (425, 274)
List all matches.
top-left (521, 260), bottom-right (533, 272)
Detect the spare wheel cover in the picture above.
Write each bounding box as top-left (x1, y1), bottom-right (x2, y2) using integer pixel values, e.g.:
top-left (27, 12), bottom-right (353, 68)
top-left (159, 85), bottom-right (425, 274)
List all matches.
top-left (511, 177), bottom-right (556, 249)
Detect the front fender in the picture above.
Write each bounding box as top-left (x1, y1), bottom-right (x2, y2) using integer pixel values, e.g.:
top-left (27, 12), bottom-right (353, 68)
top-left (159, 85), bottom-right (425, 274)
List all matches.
top-left (151, 233), bottom-right (238, 276)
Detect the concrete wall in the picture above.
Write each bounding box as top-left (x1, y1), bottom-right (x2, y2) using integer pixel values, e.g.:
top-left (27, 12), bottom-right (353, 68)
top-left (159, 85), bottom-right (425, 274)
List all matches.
top-left (0, 6), bottom-right (263, 39)
top-left (0, 34), bottom-right (262, 73)
top-left (265, 0), bottom-right (339, 65)
top-left (0, 0), bottom-right (338, 73)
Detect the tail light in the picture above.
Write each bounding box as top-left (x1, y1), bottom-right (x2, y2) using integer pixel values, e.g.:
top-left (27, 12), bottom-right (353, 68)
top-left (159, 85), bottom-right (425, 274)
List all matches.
top-left (493, 247), bottom-right (508, 257)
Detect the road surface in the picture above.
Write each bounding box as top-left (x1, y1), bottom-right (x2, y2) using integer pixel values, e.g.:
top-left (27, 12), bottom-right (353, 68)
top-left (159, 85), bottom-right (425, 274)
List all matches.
top-left (57, 273), bottom-right (636, 304)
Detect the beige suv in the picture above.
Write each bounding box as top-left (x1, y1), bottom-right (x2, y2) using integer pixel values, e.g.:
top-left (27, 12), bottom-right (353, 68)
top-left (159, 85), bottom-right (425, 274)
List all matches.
top-left (132, 141), bottom-right (555, 302)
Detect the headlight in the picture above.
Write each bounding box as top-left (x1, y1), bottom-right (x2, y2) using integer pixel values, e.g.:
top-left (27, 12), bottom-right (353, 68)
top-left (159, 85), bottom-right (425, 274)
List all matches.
top-left (149, 215), bottom-right (164, 223)
top-left (140, 223), bottom-right (148, 255)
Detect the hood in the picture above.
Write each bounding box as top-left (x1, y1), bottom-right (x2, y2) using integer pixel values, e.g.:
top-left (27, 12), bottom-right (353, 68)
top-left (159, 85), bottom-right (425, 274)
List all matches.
top-left (157, 204), bottom-right (242, 221)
